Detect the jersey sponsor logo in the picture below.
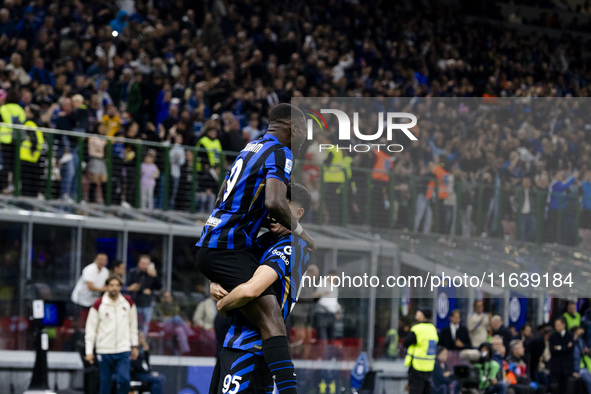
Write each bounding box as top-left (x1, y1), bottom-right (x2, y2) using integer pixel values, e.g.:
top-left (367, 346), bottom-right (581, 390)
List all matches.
top-left (206, 216), bottom-right (222, 227)
top-left (243, 142), bottom-right (263, 153)
top-left (285, 158), bottom-right (292, 174)
top-left (272, 247), bottom-right (290, 266)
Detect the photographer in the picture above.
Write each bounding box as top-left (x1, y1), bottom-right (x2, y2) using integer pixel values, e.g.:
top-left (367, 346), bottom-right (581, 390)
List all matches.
top-left (474, 343), bottom-right (508, 394)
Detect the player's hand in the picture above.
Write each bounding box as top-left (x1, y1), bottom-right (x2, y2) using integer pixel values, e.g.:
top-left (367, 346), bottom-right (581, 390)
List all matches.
top-left (131, 347), bottom-right (138, 360)
top-left (210, 282), bottom-right (228, 300)
top-left (301, 231), bottom-right (317, 253)
top-left (85, 354), bottom-right (94, 364)
top-left (216, 300), bottom-right (229, 317)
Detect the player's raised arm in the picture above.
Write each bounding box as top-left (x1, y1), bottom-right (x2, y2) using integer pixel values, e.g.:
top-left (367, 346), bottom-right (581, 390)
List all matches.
top-left (265, 178), bottom-right (317, 252)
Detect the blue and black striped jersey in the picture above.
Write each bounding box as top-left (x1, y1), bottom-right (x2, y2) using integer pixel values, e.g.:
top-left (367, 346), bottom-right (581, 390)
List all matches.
top-left (223, 234), bottom-right (310, 355)
top-left (196, 133), bottom-right (293, 250)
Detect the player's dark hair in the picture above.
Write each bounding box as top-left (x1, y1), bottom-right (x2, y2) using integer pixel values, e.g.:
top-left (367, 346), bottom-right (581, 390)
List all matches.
top-left (105, 274), bottom-right (123, 286)
top-left (269, 103), bottom-right (304, 124)
top-left (287, 183), bottom-right (311, 217)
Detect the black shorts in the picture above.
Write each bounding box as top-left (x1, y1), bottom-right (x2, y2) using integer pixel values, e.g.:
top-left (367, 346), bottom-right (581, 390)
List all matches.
top-left (196, 247), bottom-right (275, 296)
top-left (209, 348), bottom-right (273, 394)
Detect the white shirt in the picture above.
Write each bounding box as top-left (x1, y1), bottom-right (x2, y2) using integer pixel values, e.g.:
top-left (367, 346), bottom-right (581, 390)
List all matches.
top-left (522, 189), bottom-right (531, 214)
top-left (450, 323), bottom-right (459, 340)
top-left (317, 285), bottom-right (340, 314)
top-left (71, 263), bottom-right (109, 307)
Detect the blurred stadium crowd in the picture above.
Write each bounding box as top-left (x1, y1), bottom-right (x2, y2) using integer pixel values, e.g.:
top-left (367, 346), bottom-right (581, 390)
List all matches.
top-left (0, 0), bottom-right (591, 246)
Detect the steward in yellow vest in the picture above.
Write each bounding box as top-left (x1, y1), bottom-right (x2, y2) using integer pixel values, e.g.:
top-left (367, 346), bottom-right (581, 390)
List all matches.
top-left (403, 309), bottom-right (438, 393)
top-left (0, 90), bottom-right (26, 192)
top-left (20, 120), bottom-right (44, 163)
top-left (196, 126), bottom-right (222, 171)
top-left (19, 107), bottom-right (45, 197)
top-left (564, 301), bottom-right (581, 330)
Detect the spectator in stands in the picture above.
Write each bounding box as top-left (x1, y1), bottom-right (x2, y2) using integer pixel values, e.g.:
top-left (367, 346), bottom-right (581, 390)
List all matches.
top-left (571, 326), bottom-right (591, 394)
top-left (85, 274), bottom-right (138, 394)
top-left (242, 112), bottom-right (262, 141)
top-left (169, 134), bottom-right (185, 210)
top-left (491, 315), bottom-right (513, 352)
top-left (219, 112), bottom-right (245, 154)
top-left (564, 301), bottom-right (581, 330)
top-left (127, 256), bottom-right (162, 335)
top-left (439, 309), bottom-right (472, 351)
top-left (70, 253), bottom-right (109, 329)
top-left (55, 97), bottom-right (79, 202)
top-left (153, 291), bottom-right (194, 354)
top-left (192, 295), bottom-right (216, 332)
top-left (469, 300), bottom-right (489, 349)
top-left (546, 170), bottom-right (577, 243)
top-left (131, 332), bottom-right (166, 394)
top-left (580, 171), bottom-right (591, 244)
top-left (518, 177), bottom-right (536, 242)
top-left (140, 149), bottom-right (159, 210)
top-left (86, 123), bottom-right (108, 204)
top-left (549, 317), bottom-right (574, 390)
top-left (6, 53), bottom-right (31, 86)
top-left (414, 163), bottom-right (434, 234)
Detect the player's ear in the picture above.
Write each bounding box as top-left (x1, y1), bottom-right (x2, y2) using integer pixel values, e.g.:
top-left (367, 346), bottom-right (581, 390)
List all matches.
top-left (296, 207), bottom-right (305, 220)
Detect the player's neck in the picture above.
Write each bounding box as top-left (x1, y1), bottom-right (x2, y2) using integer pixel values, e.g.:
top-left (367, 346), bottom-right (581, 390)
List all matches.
top-left (266, 129), bottom-right (290, 147)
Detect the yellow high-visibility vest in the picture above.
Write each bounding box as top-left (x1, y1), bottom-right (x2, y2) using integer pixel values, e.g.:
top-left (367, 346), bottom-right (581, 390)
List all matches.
top-left (564, 312), bottom-right (581, 330)
top-left (323, 146), bottom-right (346, 184)
top-left (0, 103), bottom-right (26, 144)
top-left (404, 322), bottom-right (438, 372)
top-left (19, 120), bottom-right (44, 163)
top-left (196, 136), bottom-right (222, 171)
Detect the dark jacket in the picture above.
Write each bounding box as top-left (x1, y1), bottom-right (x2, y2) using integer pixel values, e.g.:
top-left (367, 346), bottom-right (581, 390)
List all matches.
top-left (126, 268), bottom-right (162, 308)
top-left (439, 324), bottom-right (472, 350)
top-left (549, 330), bottom-right (574, 376)
top-left (493, 325), bottom-right (514, 352)
top-left (432, 362), bottom-right (452, 394)
top-left (525, 334), bottom-right (546, 381)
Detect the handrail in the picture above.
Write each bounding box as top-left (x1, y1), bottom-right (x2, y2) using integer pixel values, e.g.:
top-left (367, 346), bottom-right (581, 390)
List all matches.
top-left (0, 123), bottom-right (585, 247)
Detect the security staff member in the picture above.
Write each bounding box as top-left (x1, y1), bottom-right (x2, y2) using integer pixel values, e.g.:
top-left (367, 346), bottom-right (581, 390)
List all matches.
top-left (0, 89), bottom-right (26, 193)
top-left (323, 145), bottom-right (349, 225)
top-left (563, 300), bottom-right (580, 330)
top-left (20, 105), bottom-right (44, 197)
top-left (196, 123), bottom-right (222, 172)
top-left (403, 308), bottom-right (438, 394)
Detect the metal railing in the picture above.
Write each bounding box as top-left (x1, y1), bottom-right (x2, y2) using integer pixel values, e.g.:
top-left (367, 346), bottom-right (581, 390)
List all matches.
top-left (1, 123), bottom-right (588, 247)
